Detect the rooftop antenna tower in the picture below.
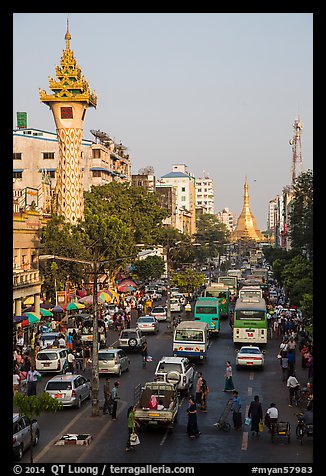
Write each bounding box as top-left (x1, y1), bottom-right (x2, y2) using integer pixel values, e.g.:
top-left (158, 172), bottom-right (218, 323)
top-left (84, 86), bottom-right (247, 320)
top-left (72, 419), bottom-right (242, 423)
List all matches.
top-left (289, 116), bottom-right (304, 185)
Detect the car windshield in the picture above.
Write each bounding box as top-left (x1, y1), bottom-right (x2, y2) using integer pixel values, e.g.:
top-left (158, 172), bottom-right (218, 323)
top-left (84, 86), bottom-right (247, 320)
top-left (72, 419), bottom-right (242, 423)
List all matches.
top-left (153, 308), bottom-right (165, 313)
top-left (41, 335), bottom-right (57, 340)
top-left (138, 317), bottom-right (154, 323)
top-left (36, 353), bottom-right (58, 360)
top-left (240, 348), bottom-right (261, 354)
top-left (46, 382), bottom-right (73, 390)
top-left (157, 363), bottom-right (182, 373)
top-left (98, 353), bottom-right (115, 360)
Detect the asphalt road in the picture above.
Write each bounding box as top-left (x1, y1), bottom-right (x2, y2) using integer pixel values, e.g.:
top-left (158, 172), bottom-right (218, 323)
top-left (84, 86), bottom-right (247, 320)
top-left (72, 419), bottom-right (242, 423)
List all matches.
top-left (18, 302), bottom-right (313, 464)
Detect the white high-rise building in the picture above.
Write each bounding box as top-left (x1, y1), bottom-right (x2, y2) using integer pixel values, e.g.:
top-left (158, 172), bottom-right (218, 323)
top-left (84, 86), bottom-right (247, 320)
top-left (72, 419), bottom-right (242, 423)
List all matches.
top-left (196, 173), bottom-right (214, 214)
top-left (216, 207), bottom-right (236, 232)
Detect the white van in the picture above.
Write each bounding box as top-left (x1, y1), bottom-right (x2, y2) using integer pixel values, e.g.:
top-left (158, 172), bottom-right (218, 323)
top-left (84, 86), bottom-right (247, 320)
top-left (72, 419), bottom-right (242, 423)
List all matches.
top-left (35, 348), bottom-right (68, 373)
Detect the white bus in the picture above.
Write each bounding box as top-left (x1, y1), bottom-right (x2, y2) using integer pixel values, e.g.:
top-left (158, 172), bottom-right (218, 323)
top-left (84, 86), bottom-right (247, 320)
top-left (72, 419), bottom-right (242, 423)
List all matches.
top-left (173, 321), bottom-right (209, 361)
top-left (239, 285), bottom-right (263, 300)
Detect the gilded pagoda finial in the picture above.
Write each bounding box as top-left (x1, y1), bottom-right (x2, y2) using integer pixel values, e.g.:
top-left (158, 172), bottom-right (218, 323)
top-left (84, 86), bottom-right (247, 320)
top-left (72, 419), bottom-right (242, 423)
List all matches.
top-left (39, 21), bottom-right (97, 108)
top-left (65, 15), bottom-right (71, 50)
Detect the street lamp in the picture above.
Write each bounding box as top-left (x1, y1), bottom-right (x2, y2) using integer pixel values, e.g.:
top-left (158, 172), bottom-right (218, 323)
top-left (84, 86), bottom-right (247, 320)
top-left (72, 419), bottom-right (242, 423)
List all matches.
top-left (165, 241), bottom-right (181, 331)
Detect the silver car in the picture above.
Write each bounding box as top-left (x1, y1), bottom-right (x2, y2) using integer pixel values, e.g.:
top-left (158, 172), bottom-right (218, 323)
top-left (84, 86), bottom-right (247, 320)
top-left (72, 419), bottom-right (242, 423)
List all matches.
top-left (136, 315), bottom-right (159, 334)
top-left (151, 306), bottom-right (167, 321)
top-left (44, 374), bottom-right (91, 408)
top-left (13, 413), bottom-right (40, 461)
top-left (118, 328), bottom-right (146, 351)
top-left (98, 348), bottom-right (130, 376)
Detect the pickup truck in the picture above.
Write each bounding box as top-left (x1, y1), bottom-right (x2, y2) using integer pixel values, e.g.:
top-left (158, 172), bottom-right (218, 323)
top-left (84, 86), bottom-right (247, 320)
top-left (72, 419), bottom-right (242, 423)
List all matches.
top-left (133, 381), bottom-right (179, 431)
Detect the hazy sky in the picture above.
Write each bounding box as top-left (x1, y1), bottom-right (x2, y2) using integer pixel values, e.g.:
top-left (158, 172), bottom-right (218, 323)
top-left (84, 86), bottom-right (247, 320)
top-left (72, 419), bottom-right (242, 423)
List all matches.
top-left (13, 13), bottom-right (313, 230)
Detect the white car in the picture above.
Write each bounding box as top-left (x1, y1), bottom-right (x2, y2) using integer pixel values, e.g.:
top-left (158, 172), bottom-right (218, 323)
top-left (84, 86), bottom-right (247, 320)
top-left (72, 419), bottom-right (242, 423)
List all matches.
top-left (151, 306), bottom-right (167, 321)
top-left (136, 315), bottom-right (159, 334)
top-left (236, 346), bottom-right (265, 369)
top-left (35, 348), bottom-right (68, 373)
top-left (154, 356), bottom-right (195, 394)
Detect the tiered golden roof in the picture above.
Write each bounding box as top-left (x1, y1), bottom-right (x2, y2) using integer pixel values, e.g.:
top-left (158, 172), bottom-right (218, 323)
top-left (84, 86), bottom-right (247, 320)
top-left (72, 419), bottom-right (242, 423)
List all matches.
top-left (39, 21), bottom-right (97, 107)
top-left (232, 177), bottom-right (265, 242)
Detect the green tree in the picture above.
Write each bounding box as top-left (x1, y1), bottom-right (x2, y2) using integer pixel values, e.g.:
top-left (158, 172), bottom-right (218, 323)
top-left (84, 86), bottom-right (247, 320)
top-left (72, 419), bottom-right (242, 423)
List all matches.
top-left (39, 182), bottom-right (169, 294)
top-left (194, 214), bottom-right (230, 264)
top-left (281, 255), bottom-right (313, 306)
top-left (170, 268), bottom-right (206, 296)
top-left (13, 392), bottom-right (62, 463)
top-left (288, 170), bottom-right (313, 259)
top-left (133, 255), bottom-right (165, 282)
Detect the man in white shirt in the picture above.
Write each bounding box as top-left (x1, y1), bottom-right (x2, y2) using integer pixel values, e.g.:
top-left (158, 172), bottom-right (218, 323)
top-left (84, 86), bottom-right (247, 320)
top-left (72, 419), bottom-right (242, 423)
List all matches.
top-left (67, 351), bottom-right (76, 373)
top-left (287, 374), bottom-right (300, 406)
top-left (265, 403), bottom-right (278, 433)
top-left (27, 366), bottom-right (41, 396)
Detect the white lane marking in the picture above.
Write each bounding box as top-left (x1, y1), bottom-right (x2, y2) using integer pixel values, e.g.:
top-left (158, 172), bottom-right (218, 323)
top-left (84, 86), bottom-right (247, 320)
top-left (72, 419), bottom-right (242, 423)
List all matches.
top-left (249, 372), bottom-right (254, 381)
top-left (77, 401), bottom-right (128, 462)
top-left (248, 387), bottom-right (253, 396)
top-left (33, 401), bottom-right (91, 462)
top-left (241, 431), bottom-right (249, 450)
top-left (160, 428), bottom-right (169, 446)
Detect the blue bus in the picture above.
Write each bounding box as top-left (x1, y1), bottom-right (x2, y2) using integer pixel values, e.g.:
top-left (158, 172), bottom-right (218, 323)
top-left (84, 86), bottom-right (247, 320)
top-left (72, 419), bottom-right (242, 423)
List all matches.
top-left (194, 297), bottom-right (220, 335)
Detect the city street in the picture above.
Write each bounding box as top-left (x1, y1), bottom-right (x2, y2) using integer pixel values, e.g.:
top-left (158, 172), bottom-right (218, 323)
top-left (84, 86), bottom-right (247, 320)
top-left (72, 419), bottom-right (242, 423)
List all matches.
top-left (18, 303), bottom-right (313, 464)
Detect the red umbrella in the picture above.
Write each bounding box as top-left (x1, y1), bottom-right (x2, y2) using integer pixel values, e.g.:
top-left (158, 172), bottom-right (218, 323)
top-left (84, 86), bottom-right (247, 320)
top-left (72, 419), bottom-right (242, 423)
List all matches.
top-left (117, 284), bottom-right (136, 293)
top-left (118, 278), bottom-right (137, 287)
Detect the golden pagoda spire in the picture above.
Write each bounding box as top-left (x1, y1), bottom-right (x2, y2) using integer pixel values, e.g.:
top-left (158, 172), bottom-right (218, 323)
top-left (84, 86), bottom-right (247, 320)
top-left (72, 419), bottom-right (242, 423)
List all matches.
top-left (39, 20), bottom-right (97, 108)
top-left (65, 15), bottom-right (71, 50)
top-left (232, 177), bottom-right (265, 242)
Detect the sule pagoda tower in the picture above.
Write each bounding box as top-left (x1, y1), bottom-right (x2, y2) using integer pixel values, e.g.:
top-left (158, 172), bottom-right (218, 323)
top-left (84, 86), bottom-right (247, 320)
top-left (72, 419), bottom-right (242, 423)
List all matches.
top-left (39, 20), bottom-right (97, 224)
top-left (232, 177), bottom-right (265, 242)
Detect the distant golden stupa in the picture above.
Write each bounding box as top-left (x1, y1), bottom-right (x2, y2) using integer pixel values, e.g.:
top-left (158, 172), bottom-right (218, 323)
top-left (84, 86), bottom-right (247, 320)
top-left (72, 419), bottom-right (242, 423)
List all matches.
top-left (232, 177), bottom-right (265, 242)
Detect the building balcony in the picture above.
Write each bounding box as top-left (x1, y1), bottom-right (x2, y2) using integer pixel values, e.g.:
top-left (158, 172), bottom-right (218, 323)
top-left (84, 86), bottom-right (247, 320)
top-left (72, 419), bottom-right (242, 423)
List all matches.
top-left (13, 269), bottom-right (43, 289)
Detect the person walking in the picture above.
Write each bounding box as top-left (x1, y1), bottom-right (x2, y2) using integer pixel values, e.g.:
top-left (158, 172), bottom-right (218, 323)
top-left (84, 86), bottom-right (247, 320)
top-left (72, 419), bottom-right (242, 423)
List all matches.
top-left (186, 395), bottom-right (201, 438)
top-left (26, 365), bottom-right (41, 396)
top-left (103, 376), bottom-right (111, 414)
top-left (111, 381), bottom-right (120, 420)
top-left (141, 340), bottom-right (148, 368)
top-left (200, 378), bottom-right (209, 412)
top-left (223, 361), bottom-right (235, 392)
top-left (231, 390), bottom-right (242, 430)
top-left (248, 395), bottom-right (263, 437)
top-left (125, 406), bottom-right (138, 452)
top-left (287, 373), bottom-right (300, 407)
top-left (67, 350), bottom-right (76, 373)
top-left (82, 345), bottom-right (91, 372)
top-left (195, 372), bottom-right (203, 405)
top-left (13, 371), bottom-right (20, 395)
top-left (280, 351), bottom-right (289, 382)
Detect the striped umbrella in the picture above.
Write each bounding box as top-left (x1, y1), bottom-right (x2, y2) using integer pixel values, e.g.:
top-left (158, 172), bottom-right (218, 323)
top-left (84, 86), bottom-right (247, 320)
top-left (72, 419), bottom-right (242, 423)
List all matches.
top-left (63, 302), bottom-right (86, 311)
top-left (22, 312), bottom-right (41, 324)
top-left (98, 291), bottom-right (112, 303)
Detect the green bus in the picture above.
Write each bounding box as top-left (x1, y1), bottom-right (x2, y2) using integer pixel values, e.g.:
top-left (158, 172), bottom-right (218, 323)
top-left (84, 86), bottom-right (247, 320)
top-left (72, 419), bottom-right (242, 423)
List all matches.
top-left (232, 297), bottom-right (268, 345)
top-left (194, 297), bottom-right (220, 335)
top-left (218, 276), bottom-right (238, 297)
top-left (204, 284), bottom-right (230, 318)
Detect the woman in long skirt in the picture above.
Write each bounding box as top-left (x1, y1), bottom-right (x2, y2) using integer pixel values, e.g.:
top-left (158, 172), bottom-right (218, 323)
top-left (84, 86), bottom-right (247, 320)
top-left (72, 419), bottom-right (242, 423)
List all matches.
top-left (223, 361), bottom-right (235, 392)
top-left (186, 395), bottom-right (200, 438)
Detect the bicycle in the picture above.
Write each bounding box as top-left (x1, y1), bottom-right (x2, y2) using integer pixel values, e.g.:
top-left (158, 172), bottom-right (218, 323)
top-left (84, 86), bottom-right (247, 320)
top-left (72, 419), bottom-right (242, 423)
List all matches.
top-left (295, 413), bottom-right (313, 445)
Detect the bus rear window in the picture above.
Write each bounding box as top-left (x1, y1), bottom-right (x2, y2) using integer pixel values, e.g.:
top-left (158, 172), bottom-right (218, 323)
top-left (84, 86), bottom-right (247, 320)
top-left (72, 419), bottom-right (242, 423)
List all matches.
top-left (175, 330), bottom-right (204, 342)
top-left (235, 311), bottom-right (265, 321)
top-left (195, 306), bottom-right (217, 315)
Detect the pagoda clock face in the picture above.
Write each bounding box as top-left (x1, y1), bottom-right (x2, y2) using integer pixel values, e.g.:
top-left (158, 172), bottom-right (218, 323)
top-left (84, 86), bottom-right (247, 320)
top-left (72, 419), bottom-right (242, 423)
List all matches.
top-left (60, 107), bottom-right (73, 119)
